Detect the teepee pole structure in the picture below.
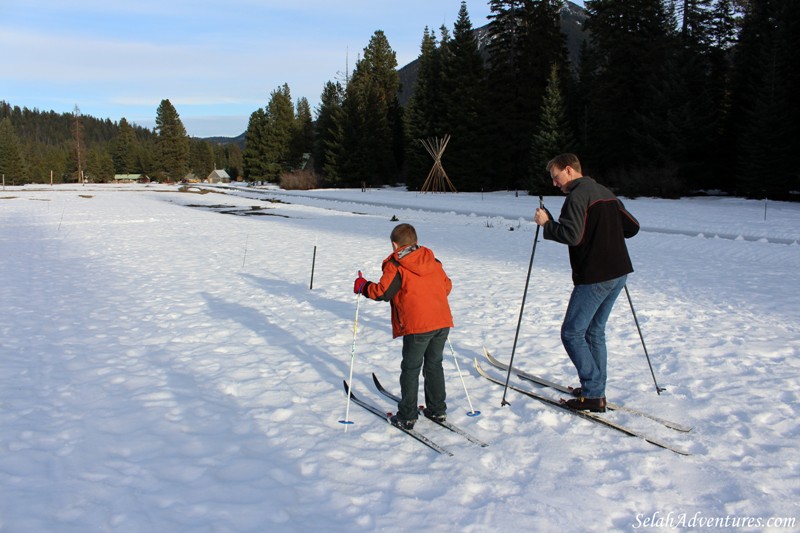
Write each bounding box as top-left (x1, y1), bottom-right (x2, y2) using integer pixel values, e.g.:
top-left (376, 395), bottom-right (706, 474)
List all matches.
top-left (420, 135), bottom-right (457, 193)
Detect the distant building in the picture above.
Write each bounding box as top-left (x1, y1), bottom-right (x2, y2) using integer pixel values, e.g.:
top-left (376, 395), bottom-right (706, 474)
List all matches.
top-left (113, 174), bottom-right (150, 183)
top-left (206, 169), bottom-right (231, 183)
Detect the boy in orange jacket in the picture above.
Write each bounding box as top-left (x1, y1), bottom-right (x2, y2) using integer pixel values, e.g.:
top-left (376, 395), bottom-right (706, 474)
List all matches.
top-left (354, 223), bottom-right (454, 430)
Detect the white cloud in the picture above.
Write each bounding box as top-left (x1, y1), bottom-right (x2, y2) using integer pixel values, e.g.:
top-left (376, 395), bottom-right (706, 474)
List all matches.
top-left (1, 0), bottom-right (495, 136)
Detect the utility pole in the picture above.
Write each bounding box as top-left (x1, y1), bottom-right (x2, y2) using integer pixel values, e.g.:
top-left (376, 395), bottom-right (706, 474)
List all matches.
top-left (73, 105), bottom-right (84, 186)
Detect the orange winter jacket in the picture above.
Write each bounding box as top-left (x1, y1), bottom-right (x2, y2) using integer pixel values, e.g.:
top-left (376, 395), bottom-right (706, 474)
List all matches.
top-left (363, 244), bottom-right (453, 338)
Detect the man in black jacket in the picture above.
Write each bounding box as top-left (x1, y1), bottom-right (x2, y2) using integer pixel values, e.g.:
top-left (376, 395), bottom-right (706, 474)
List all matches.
top-left (534, 153), bottom-right (640, 412)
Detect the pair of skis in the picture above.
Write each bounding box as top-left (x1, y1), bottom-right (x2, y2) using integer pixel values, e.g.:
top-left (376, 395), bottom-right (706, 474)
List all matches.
top-left (343, 352), bottom-right (692, 456)
top-left (477, 348), bottom-right (692, 456)
top-left (342, 374), bottom-right (489, 456)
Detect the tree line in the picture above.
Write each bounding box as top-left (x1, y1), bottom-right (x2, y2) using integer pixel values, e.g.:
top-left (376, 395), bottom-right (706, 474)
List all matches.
top-left (309, 0), bottom-right (798, 199)
top-left (1, 0), bottom-right (797, 199)
top-left (0, 100), bottom-right (244, 185)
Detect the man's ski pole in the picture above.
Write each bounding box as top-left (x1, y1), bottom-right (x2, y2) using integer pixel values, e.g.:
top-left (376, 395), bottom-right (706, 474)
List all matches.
top-left (624, 284), bottom-right (665, 395)
top-left (447, 338), bottom-right (480, 416)
top-left (501, 196), bottom-right (544, 406)
top-left (340, 283), bottom-right (362, 429)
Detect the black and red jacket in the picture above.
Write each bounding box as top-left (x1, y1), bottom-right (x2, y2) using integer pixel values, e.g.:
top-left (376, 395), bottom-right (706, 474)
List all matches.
top-left (543, 177), bottom-right (640, 285)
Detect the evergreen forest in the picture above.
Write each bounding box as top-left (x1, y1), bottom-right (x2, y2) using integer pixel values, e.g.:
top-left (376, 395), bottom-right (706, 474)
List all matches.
top-left (1, 0), bottom-right (797, 200)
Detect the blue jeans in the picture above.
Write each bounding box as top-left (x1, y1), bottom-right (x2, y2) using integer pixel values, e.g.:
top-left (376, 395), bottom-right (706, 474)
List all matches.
top-left (397, 328), bottom-right (449, 421)
top-left (561, 275), bottom-right (627, 399)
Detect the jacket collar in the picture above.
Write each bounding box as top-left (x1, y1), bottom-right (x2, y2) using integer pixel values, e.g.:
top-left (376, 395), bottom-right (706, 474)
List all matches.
top-left (396, 244), bottom-right (419, 260)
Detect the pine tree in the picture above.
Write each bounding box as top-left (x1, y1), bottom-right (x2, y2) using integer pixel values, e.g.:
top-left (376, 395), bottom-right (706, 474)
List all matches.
top-left (262, 84), bottom-right (296, 180)
top-left (778, 0), bottom-right (800, 197)
top-left (154, 99), bottom-right (190, 182)
top-left (404, 27), bottom-right (445, 190)
top-left (110, 118), bottom-right (139, 174)
top-left (0, 117), bottom-right (27, 183)
top-left (530, 64), bottom-right (575, 194)
top-left (224, 143), bottom-right (243, 180)
top-left (486, 0), bottom-right (568, 190)
top-left (442, 2), bottom-right (490, 192)
top-left (190, 139), bottom-right (215, 177)
top-left (582, 0), bottom-right (675, 190)
top-left (86, 146), bottom-right (115, 182)
top-left (341, 31), bottom-right (403, 186)
top-left (243, 108), bottom-right (268, 182)
top-left (689, 0), bottom-right (742, 192)
top-left (292, 96), bottom-right (314, 168)
top-left (731, 0), bottom-right (798, 199)
top-left (313, 81), bottom-right (346, 183)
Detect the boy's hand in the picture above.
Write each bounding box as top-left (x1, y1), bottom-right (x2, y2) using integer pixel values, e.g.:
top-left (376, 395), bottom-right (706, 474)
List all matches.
top-left (353, 271), bottom-right (368, 294)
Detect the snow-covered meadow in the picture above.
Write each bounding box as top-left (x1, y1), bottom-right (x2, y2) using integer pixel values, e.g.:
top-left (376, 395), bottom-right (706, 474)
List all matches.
top-left (1, 183), bottom-right (798, 532)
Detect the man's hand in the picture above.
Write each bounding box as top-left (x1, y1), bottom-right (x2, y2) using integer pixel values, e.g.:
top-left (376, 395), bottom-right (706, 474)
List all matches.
top-left (534, 207), bottom-right (551, 226)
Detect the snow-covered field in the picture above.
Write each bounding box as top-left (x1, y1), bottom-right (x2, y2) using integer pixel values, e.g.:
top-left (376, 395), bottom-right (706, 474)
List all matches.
top-left (1, 183), bottom-right (798, 532)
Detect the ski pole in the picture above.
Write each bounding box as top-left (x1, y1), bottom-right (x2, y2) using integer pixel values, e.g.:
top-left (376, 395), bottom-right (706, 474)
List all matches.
top-left (501, 196), bottom-right (544, 406)
top-left (447, 338), bottom-right (480, 417)
top-left (340, 283), bottom-right (362, 429)
top-left (623, 284), bottom-right (665, 395)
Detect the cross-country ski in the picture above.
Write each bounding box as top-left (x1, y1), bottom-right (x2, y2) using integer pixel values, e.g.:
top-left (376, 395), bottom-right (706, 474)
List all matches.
top-left (342, 381), bottom-right (453, 456)
top-left (483, 348), bottom-right (692, 432)
top-left (474, 359), bottom-right (690, 456)
top-left (371, 373), bottom-right (489, 447)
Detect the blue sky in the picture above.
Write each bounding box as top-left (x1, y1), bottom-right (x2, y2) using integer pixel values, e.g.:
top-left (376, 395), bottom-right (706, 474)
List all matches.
top-left (1, 1), bottom-right (508, 138)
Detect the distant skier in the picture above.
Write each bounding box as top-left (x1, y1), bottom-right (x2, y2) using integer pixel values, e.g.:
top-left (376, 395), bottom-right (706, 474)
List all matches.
top-left (534, 153), bottom-right (640, 412)
top-left (353, 223), bottom-right (454, 429)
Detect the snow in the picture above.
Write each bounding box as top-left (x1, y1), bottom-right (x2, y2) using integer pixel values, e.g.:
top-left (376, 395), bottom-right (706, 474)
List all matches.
top-left (1, 183), bottom-right (798, 532)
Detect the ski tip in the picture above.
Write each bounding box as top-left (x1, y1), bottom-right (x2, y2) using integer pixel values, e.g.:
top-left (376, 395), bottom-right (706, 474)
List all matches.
top-left (467, 410), bottom-right (481, 417)
top-left (338, 420), bottom-right (355, 425)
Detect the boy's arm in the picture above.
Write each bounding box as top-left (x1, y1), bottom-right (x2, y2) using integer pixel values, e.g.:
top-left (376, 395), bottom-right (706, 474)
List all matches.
top-left (363, 260), bottom-right (402, 301)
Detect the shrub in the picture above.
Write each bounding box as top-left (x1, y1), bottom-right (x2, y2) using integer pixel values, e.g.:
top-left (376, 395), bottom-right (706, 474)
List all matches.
top-left (280, 169), bottom-right (319, 190)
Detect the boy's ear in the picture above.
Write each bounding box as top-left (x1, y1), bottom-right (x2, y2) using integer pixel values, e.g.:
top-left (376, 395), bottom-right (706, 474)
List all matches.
top-left (391, 241), bottom-right (399, 250)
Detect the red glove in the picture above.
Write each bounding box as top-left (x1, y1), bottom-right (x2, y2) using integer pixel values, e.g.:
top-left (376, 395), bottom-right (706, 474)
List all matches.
top-left (353, 271), bottom-right (368, 294)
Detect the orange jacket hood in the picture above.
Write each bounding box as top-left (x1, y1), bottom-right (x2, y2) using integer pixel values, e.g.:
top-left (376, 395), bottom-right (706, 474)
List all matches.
top-left (364, 245), bottom-right (454, 338)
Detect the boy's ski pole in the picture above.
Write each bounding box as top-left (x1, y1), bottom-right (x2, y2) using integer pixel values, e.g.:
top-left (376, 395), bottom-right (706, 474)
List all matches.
top-left (501, 196), bottom-right (544, 406)
top-left (447, 338), bottom-right (480, 416)
top-left (623, 284), bottom-right (665, 395)
top-left (340, 278), bottom-right (363, 429)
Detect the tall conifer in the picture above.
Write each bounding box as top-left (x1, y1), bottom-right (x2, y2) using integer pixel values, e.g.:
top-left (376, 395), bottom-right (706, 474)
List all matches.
top-left (313, 81), bottom-right (345, 183)
top-left (582, 0), bottom-right (673, 189)
top-left (341, 31), bottom-right (402, 186)
top-left (531, 64), bottom-right (575, 193)
top-left (732, 0), bottom-right (795, 198)
top-left (0, 117), bottom-right (27, 183)
top-left (404, 27), bottom-right (444, 190)
top-left (243, 108), bottom-right (268, 181)
top-left (442, 2), bottom-right (490, 191)
top-left (154, 99), bottom-right (189, 182)
top-left (486, 0), bottom-right (568, 190)
top-left (110, 118), bottom-right (139, 174)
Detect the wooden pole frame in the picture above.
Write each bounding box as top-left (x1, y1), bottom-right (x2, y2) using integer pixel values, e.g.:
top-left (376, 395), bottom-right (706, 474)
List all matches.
top-left (419, 135), bottom-right (457, 193)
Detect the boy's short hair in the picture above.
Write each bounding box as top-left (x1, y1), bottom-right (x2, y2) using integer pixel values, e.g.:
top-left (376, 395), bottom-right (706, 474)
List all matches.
top-left (391, 223), bottom-right (418, 247)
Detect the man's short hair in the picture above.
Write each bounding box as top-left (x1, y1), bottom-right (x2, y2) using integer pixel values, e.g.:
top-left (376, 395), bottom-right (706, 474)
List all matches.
top-left (546, 153), bottom-right (582, 174)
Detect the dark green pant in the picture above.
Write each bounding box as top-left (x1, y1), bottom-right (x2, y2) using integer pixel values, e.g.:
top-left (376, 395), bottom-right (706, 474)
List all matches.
top-left (397, 327), bottom-right (449, 421)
